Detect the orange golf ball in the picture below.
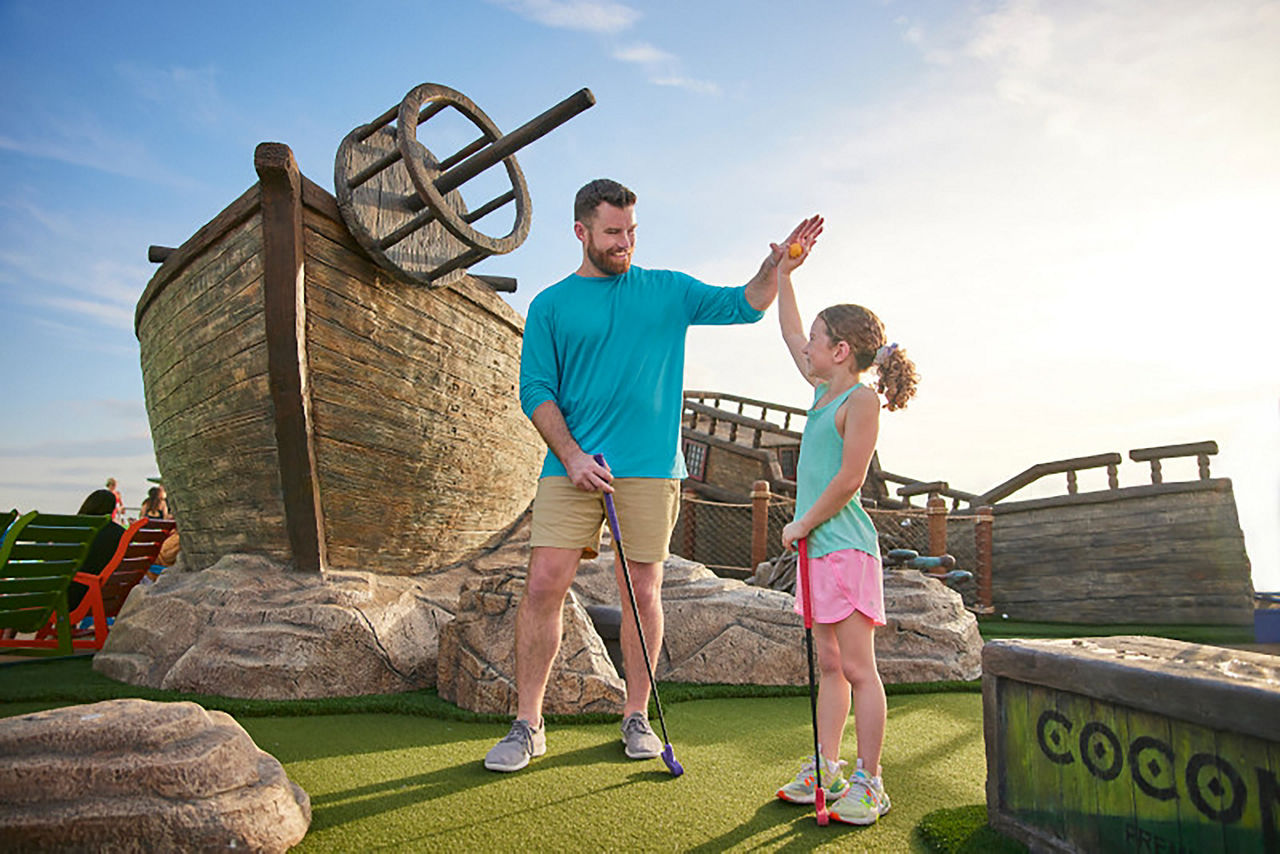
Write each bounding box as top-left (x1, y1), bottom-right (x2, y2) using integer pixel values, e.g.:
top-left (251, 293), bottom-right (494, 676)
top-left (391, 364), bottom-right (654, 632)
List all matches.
top-left (788, 242), bottom-right (803, 258)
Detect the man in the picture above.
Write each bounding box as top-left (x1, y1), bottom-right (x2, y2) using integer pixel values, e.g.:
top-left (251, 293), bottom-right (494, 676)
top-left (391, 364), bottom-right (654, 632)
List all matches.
top-left (484, 178), bottom-right (822, 772)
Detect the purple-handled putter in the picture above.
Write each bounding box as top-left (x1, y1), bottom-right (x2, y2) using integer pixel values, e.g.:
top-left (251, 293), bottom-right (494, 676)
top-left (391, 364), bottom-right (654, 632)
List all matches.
top-left (594, 453), bottom-right (683, 777)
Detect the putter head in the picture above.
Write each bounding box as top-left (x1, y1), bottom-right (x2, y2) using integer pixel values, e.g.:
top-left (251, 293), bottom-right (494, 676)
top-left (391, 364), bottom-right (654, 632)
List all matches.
top-left (662, 744), bottom-right (684, 776)
top-left (815, 787), bottom-right (829, 825)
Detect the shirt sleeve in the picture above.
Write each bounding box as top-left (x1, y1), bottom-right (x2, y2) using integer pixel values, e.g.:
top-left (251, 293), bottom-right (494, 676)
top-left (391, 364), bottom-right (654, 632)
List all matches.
top-left (519, 296), bottom-right (558, 420)
top-left (680, 275), bottom-right (766, 326)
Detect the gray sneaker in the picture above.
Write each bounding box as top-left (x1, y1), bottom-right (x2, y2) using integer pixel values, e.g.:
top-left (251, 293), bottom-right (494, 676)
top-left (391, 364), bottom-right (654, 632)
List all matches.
top-left (620, 712), bottom-right (662, 759)
top-left (484, 719), bottom-right (546, 772)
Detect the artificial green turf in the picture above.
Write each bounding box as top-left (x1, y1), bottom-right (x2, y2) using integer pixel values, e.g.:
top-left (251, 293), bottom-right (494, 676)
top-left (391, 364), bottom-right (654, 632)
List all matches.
top-left (918, 804), bottom-right (1027, 854)
top-left (235, 693), bottom-right (986, 852)
top-left (0, 658), bottom-right (998, 852)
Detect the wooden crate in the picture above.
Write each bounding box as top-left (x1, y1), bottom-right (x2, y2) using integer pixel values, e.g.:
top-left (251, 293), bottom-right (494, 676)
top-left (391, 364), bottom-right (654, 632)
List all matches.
top-left (983, 636), bottom-right (1279, 852)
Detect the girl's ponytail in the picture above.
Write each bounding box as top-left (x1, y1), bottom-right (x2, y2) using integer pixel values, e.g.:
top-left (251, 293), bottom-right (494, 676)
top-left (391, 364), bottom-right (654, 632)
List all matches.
top-left (874, 343), bottom-right (917, 411)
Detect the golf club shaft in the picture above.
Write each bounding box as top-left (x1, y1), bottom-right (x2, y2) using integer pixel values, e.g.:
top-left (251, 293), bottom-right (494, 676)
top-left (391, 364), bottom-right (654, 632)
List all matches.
top-left (596, 457), bottom-right (671, 746)
top-left (800, 539), bottom-right (824, 795)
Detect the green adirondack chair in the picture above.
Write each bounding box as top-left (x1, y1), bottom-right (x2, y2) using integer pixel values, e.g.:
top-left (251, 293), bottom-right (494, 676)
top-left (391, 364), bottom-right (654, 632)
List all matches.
top-left (0, 511), bottom-right (110, 656)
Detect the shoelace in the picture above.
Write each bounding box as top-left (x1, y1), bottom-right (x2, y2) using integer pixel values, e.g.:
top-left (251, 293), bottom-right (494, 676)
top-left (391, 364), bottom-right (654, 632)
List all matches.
top-left (793, 756), bottom-right (847, 786)
top-left (501, 721), bottom-right (536, 751)
top-left (848, 773), bottom-right (879, 805)
top-left (622, 716), bottom-right (652, 737)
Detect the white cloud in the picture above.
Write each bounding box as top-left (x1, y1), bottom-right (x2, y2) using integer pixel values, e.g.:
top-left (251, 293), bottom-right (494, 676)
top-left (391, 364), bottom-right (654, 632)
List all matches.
top-left (0, 118), bottom-right (201, 189)
top-left (491, 0), bottom-right (641, 33)
top-left (609, 42), bottom-right (719, 95)
top-left (651, 76), bottom-right (721, 96)
top-left (41, 295), bottom-right (134, 329)
top-left (613, 42), bottom-right (675, 64)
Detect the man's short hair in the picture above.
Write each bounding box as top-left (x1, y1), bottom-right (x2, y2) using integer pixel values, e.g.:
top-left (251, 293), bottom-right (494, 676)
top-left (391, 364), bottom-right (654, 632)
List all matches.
top-left (574, 179), bottom-right (637, 224)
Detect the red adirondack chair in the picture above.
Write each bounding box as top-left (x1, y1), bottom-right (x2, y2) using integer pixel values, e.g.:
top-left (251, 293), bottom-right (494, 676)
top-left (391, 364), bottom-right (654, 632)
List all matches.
top-left (34, 517), bottom-right (176, 651)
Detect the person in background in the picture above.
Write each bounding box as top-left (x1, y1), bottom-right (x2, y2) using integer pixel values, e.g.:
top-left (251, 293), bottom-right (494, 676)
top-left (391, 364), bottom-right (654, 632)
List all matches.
top-left (105, 477), bottom-right (124, 525)
top-left (140, 485), bottom-right (169, 520)
top-left (68, 489), bottom-right (127, 613)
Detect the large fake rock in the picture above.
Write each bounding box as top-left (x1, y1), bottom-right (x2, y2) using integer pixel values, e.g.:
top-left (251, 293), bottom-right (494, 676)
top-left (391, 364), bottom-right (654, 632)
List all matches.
top-left (437, 572), bottom-right (625, 715)
top-left (0, 699), bottom-right (309, 852)
top-left (878, 570), bottom-right (983, 682)
top-left (94, 554), bottom-right (451, 698)
top-left (574, 549), bottom-right (983, 685)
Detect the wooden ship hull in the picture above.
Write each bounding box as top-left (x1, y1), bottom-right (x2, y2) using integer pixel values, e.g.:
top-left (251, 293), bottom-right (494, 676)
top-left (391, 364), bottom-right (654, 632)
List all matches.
top-left (135, 145), bottom-right (542, 574)
top-left (677, 395), bottom-right (1254, 625)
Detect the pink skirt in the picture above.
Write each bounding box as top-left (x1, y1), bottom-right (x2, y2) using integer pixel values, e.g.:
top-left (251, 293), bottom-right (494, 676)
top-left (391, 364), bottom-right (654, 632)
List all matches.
top-left (794, 548), bottom-right (886, 626)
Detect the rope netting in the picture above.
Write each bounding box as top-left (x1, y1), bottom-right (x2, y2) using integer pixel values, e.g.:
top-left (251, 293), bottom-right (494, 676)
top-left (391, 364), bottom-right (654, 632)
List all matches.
top-left (669, 492), bottom-right (981, 576)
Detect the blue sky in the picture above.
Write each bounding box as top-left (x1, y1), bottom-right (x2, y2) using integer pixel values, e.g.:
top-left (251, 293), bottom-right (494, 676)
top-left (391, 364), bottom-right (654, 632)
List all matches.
top-left (2, 0), bottom-right (1277, 589)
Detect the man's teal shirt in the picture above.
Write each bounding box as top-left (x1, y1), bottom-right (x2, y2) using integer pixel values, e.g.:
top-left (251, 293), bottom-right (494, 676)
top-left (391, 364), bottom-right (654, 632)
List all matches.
top-left (519, 265), bottom-right (765, 479)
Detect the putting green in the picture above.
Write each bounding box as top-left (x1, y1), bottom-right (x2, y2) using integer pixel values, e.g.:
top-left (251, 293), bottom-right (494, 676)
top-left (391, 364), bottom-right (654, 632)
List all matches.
top-left (235, 693), bottom-right (985, 852)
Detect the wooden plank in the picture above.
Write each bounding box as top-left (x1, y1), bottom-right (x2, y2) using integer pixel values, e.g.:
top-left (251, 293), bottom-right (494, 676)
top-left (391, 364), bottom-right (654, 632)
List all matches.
top-left (137, 217), bottom-right (265, 358)
top-left (305, 235), bottom-right (524, 349)
top-left (148, 355), bottom-right (272, 445)
top-left (255, 142), bottom-right (325, 574)
top-left (144, 317), bottom-right (267, 418)
top-left (992, 479), bottom-right (1230, 514)
top-left (994, 488), bottom-right (1241, 532)
top-left (1129, 440), bottom-right (1218, 462)
top-left (140, 252), bottom-right (265, 387)
top-left (304, 211), bottom-right (526, 335)
top-left (136, 183), bottom-right (261, 333)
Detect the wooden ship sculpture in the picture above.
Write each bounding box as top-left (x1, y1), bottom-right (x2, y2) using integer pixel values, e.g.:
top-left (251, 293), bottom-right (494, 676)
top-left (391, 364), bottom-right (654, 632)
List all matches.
top-left (137, 83), bottom-right (595, 575)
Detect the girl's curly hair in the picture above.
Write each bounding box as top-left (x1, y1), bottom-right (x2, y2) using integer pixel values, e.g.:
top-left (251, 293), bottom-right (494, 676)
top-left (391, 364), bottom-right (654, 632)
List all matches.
top-left (816, 304), bottom-right (919, 411)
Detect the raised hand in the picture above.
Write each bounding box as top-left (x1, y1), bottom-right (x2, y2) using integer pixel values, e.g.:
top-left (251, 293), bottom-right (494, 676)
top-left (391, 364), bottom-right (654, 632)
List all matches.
top-left (771, 214), bottom-right (824, 272)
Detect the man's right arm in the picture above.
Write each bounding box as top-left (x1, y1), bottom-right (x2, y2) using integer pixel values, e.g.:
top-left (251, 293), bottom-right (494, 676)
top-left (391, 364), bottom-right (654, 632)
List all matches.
top-left (519, 295), bottom-right (612, 492)
top-left (528, 401), bottom-right (613, 492)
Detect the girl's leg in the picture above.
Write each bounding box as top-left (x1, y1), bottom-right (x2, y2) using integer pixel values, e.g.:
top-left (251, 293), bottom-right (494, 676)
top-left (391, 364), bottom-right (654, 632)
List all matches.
top-left (833, 609), bottom-right (886, 774)
top-left (813, 622), bottom-right (851, 765)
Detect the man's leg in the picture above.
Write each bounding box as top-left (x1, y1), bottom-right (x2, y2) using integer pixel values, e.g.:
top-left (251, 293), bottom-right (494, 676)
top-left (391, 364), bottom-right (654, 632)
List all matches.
top-left (515, 545), bottom-right (584, 723)
top-left (615, 557), bottom-right (664, 716)
top-left (485, 545), bottom-right (583, 772)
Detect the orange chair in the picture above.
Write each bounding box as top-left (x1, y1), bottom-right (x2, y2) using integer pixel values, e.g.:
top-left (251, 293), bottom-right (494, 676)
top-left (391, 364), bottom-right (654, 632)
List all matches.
top-left (34, 517), bottom-right (176, 651)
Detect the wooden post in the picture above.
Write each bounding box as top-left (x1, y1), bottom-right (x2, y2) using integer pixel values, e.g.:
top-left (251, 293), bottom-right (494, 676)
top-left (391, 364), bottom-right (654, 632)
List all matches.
top-left (255, 142), bottom-right (326, 574)
top-left (927, 494), bottom-right (948, 556)
top-left (751, 480), bottom-right (770, 571)
top-left (976, 506), bottom-right (994, 612)
top-left (682, 489), bottom-right (697, 562)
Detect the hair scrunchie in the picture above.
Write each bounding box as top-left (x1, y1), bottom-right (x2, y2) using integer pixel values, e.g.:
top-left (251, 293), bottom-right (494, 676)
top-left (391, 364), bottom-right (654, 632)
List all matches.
top-left (874, 342), bottom-right (899, 367)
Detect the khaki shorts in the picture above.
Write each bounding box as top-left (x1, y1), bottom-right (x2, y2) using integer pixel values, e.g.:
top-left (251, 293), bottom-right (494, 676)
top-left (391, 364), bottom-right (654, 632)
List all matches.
top-left (530, 477), bottom-right (681, 563)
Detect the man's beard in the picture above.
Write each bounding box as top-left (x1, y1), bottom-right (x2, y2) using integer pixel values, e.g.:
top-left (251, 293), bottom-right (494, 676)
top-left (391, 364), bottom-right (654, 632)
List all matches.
top-left (587, 237), bottom-right (632, 275)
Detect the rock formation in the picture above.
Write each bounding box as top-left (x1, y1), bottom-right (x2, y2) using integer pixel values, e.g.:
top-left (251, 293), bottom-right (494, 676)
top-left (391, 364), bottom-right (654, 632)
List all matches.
top-left (577, 545), bottom-right (983, 686)
top-left (878, 569), bottom-right (983, 682)
top-left (436, 572), bottom-right (625, 715)
top-left (94, 554), bottom-right (452, 699)
top-left (0, 698), bottom-right (309, 852)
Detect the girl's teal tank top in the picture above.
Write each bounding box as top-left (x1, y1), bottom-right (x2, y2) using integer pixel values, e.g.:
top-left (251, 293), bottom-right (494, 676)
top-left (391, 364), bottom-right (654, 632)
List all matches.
top-left (794, 382), bottom-right (881, 560)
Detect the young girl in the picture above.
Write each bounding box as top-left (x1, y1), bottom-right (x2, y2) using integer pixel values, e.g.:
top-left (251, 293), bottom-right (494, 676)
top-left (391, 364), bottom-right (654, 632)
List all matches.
top-left (771, 242), bottom-right (918, 826)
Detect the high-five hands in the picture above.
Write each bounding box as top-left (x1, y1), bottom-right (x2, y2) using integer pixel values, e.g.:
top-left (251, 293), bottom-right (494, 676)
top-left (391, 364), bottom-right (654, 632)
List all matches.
top-left (771, 215), bottom-right (824, 272)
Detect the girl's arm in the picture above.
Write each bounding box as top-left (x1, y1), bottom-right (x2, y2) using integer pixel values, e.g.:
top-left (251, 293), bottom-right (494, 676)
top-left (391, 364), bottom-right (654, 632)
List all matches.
top-left (781, 386), bottom-right (880, 550)
top-left (776, 267), bottom-right (814, 385)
